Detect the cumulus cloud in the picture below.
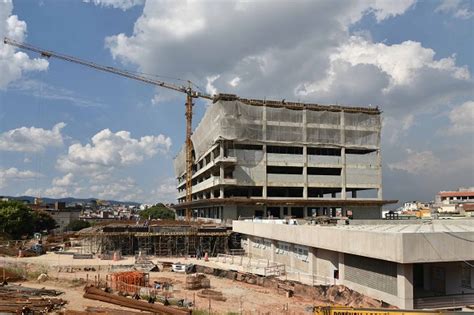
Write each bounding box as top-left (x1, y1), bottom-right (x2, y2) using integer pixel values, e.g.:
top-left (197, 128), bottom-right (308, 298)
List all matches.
top-left (298, 37), bottom-right (470, 97)
top-left (0, 167), bottom-right (42, 188)
top-left (0, 0), bottom-right (48, 88)
top-left (446, 101), bottom-right (474, 135)
top-left (0, 122), bottom-right (66, 152)
top-left (57, 128), bottom-right (171, 174)
top-left (435, 0), bottom-right (473, 19)
top-left (83, 0), bottom-right (144, 10)
top-left (52, 173), bottom-right (74, 187)
top-left (104, 1), bottom-right (415, 101)
top-left (388, 149), bottom-right (442, 175)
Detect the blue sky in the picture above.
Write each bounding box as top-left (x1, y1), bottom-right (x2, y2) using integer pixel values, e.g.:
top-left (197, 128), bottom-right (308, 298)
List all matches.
top-left (0, 0), bottom-right (472, 204)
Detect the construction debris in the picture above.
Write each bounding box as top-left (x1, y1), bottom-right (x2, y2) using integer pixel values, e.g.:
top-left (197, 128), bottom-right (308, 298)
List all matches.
top-left (185, 274), bottom-right (210, 290)
top-left (197, 289), bottom-right (226, 301)
top-left (83, 285), bottom-right (191, 315)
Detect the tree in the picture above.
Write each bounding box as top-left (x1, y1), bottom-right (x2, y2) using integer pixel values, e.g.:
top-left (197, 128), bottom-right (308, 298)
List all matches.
top-left (0, 201), bottom-right (34, 239)
top-left (0, 201), bottom-right (57, 239)
top-left (139, 203), bottom-right (175, 220)
top-left (32, 210), bottom-right (58, 232)
top-left (66, 220), bottom-right (91, 231)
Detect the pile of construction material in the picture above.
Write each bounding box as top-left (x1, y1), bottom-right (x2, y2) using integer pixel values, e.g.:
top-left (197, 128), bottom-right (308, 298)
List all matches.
top-left (0, 284), bottom-right (66, 313)
top-left (184, 274), bottom-right (210, 290)
top-left (111, 271), bottom-right (149, 294)
top-left (83, 285), bottom-right (191, 315)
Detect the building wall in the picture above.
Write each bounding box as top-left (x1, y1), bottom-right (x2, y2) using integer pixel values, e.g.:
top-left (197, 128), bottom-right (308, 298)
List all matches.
top-left (244, 235), bottom-right (413, 308)
top-left (175, 99), bottom-right (384, 221)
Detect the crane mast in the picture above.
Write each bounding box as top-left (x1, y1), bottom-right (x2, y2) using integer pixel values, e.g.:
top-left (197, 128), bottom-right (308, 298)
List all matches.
top-left (3, 37), bottom-right (208, 222)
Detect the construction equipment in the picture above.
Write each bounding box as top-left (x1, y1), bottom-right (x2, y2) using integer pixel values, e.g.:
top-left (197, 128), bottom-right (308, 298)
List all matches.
top-left (312, 306), bottom-right (461, 315)
top-left (4, 37), bottom-right (213, 222)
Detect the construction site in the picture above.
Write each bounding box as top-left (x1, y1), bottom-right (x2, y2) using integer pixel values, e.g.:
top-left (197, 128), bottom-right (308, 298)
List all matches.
top-left (1, 33), bottom-right (473, 315)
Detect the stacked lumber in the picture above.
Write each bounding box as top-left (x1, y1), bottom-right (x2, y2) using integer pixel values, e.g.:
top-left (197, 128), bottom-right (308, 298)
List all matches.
top-left (0, 284), bottom-right (63, 297)
top-left (83, 286), bottom-right (191, 315)
top-left (0, 285), bottom-right (66, 313)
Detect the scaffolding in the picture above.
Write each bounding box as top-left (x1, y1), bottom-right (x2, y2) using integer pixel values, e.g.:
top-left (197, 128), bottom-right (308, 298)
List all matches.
top-left (79, 226), bottom-right (231, 257)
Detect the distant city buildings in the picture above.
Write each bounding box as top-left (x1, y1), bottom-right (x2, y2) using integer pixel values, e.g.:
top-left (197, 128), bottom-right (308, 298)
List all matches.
top-left (434, 187), bottom-right (474, 215)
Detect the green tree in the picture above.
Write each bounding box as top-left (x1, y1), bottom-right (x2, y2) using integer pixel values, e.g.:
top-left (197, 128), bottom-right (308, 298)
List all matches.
top-left (66, 219), bottom-right (91, 231)
top-left (140, 203), bottom-right (175, 220)
top-left (0, 201), bottom-right (57, 239)
top-left (32, 210), bottom-right (58, 232)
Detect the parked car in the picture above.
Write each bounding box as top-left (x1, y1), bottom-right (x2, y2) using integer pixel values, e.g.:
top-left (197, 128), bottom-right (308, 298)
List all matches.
top-left (171, 262), bottom-right (186, 272)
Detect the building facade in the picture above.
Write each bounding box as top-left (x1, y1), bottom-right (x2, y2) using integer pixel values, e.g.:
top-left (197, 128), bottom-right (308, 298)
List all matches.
top-left (435, 187), bottom-right (474, 213)
top-left (174, 94), bottom-right (395, 221)
top-left (233, 219), bottom-right (474, 309)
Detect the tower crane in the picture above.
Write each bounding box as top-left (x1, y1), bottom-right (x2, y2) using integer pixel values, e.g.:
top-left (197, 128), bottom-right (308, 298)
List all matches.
top-left (4, 37), bottom-right (212, 222)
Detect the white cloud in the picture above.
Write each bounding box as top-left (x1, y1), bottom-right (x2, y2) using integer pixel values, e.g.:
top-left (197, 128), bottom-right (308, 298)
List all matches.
top-left (0, 122), bottom-right (66, 152)
top-left (205, 74), bottom-right (220, 96)
top-left (228, 76), bottom-right (241, 88)
top-left (57, 128), bottom-right (171, 173)
top-left (83, 0), bottom-right (144, 10)
top-left (311, 37), bottom-right (469, 92)
top-left (52, 173), bottom-right (74, 186)
top-left (150, 177), bottom-right (176, 203)
top-left (0, 0), bottom-right (49, 88)
top-left (104, 1), bottom-right (415, 102)
top-left (388, 149), bottom-right (442, 175)
top-left (435, 0), bottom-right (473, 19)
top-left (369, 0), bottom-right (417, 21)
top-left (446, 101), bottom-right (474, 135)
top-left (0, 167), bottom-right (42, 188)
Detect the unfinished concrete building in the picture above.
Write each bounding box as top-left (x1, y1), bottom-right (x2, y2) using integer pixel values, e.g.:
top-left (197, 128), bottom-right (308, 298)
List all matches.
top-left (79, 223), bottom-right (232, 257)
top-left (174, 94), bottom-right (396, 221)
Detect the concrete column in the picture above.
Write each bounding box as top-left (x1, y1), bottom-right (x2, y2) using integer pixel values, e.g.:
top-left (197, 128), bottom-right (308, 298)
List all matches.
top-left (270, 240), bottom-right (276, 263)
top-left (280, 207), bottom-right (284, 218)
top-left (377, 149), bottom-right (383, 199)
top-left (303, 109), bottom-right (308, 199)
top-left (263, 144), bottom-right (268, 198)
top-left (308, 247), bottom-right (316, 275)
top-left (397, 263), bottom-right (414, 309)
top-left (210, 190), bottom-right (214, 198)
top-left (341, 110), bottom-right (346, 200)
top-left (247, 236), bottom-right (252, 258)
top-left (289, 244), bottom-right (295, 270)
top-left (220, 141), bottom-right (224, 158)
top-left (338, 252), bottom-right (345, 284)
top-left (219, 187), bottom-right (224, 199)
top-left (303, 145), bottom-right (308, 199)
top-left (263, 103), bottom-right (268, 199)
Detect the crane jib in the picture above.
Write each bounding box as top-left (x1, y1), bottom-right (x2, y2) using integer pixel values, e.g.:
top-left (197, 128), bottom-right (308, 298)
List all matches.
top-left (3, 36), bottom-right (213, 222)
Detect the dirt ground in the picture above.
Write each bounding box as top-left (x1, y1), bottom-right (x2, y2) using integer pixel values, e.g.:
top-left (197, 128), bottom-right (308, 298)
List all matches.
top-left (19, 270), bottom-right (316, 314)
top-left (1, 254), bottom-right (318, 314)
